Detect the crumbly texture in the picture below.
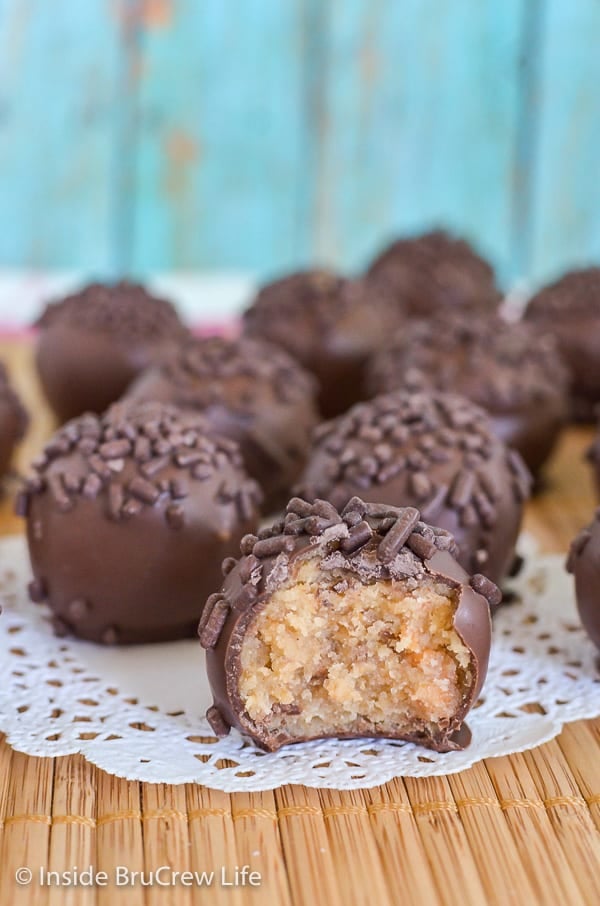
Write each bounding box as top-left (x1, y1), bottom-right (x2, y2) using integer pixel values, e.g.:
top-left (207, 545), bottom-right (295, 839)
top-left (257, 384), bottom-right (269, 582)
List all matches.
top-left (202, 496), bottom-right (497, 751)
top-left (36, 280), bottom-right (185, 339)
top-left (239, 560), bottom-right (472, 741)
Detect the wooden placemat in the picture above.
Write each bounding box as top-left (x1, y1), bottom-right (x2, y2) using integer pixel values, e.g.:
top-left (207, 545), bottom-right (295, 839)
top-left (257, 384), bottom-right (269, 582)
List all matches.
top-left (0, 339), bottom-right (598, 906)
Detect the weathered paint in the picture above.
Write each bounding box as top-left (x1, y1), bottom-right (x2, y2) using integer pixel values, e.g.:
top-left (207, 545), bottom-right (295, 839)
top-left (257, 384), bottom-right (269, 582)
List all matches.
top-left (527, 0), bottom-right (600, 286)
top-left (0, 0), bottom-right (122, 274)
top-left (0, 0), bottom-right (598, 288)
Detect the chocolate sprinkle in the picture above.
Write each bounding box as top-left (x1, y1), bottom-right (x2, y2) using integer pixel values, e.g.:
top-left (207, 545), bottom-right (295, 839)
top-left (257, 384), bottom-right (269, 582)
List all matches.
top-left (19, 401), bottom-right (262, 645)
top-left (36, 280), bottom-right (184, 339)
top-left (296, 390), bottom-right (530, 585)
top-left (242, 270), bottom-right (405, 418)
top-left (206, 705), bottom-right (230, 738)
top-left (125, 334), bottom-right (320, 511)
top-left (202, 495), bottom-right (495, 753)
top-left (470, 573), bottom-right (503, 608)
top-left (367, 229), bottom-right (500, 316)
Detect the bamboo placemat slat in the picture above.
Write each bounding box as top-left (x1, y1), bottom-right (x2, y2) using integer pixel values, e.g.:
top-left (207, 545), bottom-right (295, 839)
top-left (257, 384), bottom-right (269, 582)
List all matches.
top-left (446, 767), bottom-right (538, 905)
top-left (96, 772), bottom-right (144, 906)
top-left (0, 339), bottom-right (598, 905)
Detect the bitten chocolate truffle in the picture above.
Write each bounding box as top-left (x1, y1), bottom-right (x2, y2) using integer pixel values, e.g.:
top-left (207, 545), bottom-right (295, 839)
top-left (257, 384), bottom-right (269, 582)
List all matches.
top-left (296, 391), bottom-right (531, 586)
top-left (0, 363), bottom-right (28, 479)
top-left (201, 496), bottom-right (496, 753)
top-left (566, 514), bottom-right (600, 652)
top-left (242, 271), bottom-right (404, 417)
top-left (35, 280), bottom-right (188, 423)
top-left (525, 268), bottom-right (600, 421)
top-left (17, 402), bottom-right (261, 644)
top-left (367, 229), bottom-right (500, 316)
top-left (366, 312), bottom-right (569, 477)
top-left (126, 335), bottom-right (320, 512)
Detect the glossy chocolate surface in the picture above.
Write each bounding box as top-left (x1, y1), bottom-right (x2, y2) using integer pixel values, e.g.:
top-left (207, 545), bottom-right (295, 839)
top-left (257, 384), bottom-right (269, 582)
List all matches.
top-left (296, 391), bottom-right (531, 585)
top-left (35, 281), bottom-right (188, 422)
top-left (366, 312), bottom-right (569, 476)
top-left (18, 402), bottom-right (261, 644)
top-left (201, 496), bottom-right (496, 752)
top-left (0, 362), bottom-right (28, 479)
top-left (367, 230), bottom-right (500, 316)
top-left (525, 268), bottom-right (600, 422)
top-left (242, 271), bottom-right (404, 417)
top-left (126, 334), bottom-right (320, 512)
top-left (567, 514), bottom-right (600, 652)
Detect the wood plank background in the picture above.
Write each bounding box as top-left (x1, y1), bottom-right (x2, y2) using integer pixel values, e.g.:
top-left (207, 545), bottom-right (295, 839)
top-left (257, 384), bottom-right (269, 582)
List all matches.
top-left (0, 0), bottom-right (599, 288)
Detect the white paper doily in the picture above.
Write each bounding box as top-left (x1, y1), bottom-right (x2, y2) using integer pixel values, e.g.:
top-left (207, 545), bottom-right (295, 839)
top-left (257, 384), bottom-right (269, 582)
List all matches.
top-left (0, 534), bottom-right (598, 791)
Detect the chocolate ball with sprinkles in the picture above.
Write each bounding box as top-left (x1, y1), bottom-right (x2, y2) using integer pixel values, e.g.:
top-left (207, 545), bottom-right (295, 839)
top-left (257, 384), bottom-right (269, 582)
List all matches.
top-left (242, 271), bottom-right (405, 417)
top-left (525, 267), bottom-right (600, 421)
top-left (35, 280), bottom-right (188, 423)
top-left (366, 312), bottom-right (569, 478)
top-left (125, 334), bottom-right (320, 513)
top-left (201, 496), bottom-right (496, 753)
top-left (0, 362), bottom-right (28, 480)
top-left (295, 391), bottom-right (531, 586)
top-left (17, 401), bottom-right (262, 644)
top-left (566, 514), bottom-right (600, 652)
top-left (367, 230), bottom-right (501, 317)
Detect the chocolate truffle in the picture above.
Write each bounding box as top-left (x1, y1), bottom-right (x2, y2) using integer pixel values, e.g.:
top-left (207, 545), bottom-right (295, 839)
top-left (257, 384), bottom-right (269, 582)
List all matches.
top-left (17, 401), bottom-right (262, 644)
top-left (525, 268), bottom-right (600, 421)
top-left (566, 514), bottom-right (600, 652)
top-left (201, 496), bottom-right (496, 753)
top-left (296, 391), bottom-right (531, 585)
top-left (366, 312), bottom-right (569, 477)
top-left (35, 280), bottom-right (188, 423)
top-left (587, 416), bottom-right (600, 498)
top-left (0, 363), bottom-right (28, 479)
top-left (367, 229), bottom-right (501, 316)
top-left (126, 335), bottom-right (320, 513)
top-left (242, 271), bottom-right (404, 417)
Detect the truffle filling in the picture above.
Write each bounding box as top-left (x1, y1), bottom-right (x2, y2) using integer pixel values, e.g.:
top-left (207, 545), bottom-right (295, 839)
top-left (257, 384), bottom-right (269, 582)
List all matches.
top-left (238, 560), bottom-right (473, 741)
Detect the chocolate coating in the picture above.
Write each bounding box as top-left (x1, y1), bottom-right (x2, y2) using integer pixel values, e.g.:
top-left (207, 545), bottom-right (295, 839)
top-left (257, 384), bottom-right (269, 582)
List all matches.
top-left (35, 280), bottom-right (188, 422)
top-left (587, 414), bottom-right (600, 498)
top-left (525, 268), bottom-right (600, 421)
top-left (366, 312), bottom-right (569, 476)
top-left (242, 271), bottom-right (404, 417)
top-left (201, 496), bottom-right (495, 753)
top-left (566, 514), bottom-right (600, 652)
top-left (367, 230), bottom-right (501, 316)
top-left (125, 335), bottom-right (320, 513)
top-left (18, 401), bottom-right (261, 644)
top-left (295, 391), bottom-right (531, 585)
top-left (0, 363), bottom-right (28, 479)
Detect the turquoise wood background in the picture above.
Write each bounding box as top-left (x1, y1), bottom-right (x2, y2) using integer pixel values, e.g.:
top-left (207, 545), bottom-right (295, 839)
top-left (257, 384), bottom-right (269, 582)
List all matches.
top-left (0, 0), bottom-right (599, 288)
